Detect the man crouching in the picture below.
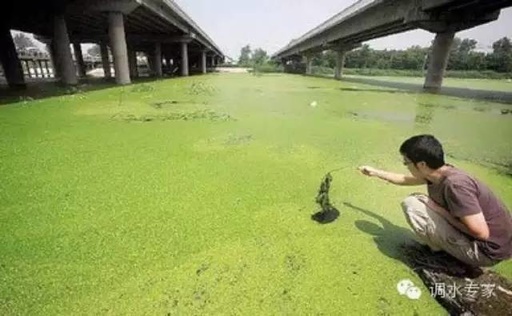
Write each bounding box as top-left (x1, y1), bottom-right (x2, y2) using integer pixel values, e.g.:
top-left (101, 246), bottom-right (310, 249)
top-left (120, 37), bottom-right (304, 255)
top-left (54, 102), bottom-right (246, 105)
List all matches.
top-left (358, 134), bottom-right (512, 267)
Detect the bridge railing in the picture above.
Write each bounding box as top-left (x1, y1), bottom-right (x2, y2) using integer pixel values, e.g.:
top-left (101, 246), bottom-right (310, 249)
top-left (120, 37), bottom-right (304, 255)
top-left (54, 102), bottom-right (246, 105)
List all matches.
top-left (275, 0), bottom-right (380, 56)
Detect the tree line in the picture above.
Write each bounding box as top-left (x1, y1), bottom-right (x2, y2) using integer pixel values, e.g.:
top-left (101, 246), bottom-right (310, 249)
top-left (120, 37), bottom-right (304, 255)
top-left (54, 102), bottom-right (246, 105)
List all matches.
top-left (238, 37), bottom-right (512, 74)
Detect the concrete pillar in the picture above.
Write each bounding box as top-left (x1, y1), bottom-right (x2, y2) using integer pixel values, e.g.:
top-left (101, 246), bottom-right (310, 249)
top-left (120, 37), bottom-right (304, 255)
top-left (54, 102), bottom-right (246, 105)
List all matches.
top-left (32, 60), bottom-right (40, 78)
top-left (153, 42), bottom-right (162, 77)
top-left (37, 60), bottom-right (44, 78)
top-left (53, 15), bottom-right (78, 85)
top-left (334, 50), bottom-right (346, 80)
top-left (108, 11), bottom-right (130, 85)
top-left (305, 55), bottom-right (313, 75)
top-left (128, 49), bottom-right (138, 78)
top-left (201, 51), bottom-right (207, 74)
top-left (0, 26), bottom-right (26, 88)
top-left (46, 43), bottom-right (59, 79)
top-left (424, 31), bottom-right (455, 91)
top-left (43, 61), bottom-right (50, 78)
top-left (145, 51), bottom-right (154, 75)
top-left (73, 42), bottom-right (86, 78)
top-left (181, 41), bottom-right (189, 76)
top-left (165, 56), bottom-right (171, 72)
top-left (24, 60), bottom-right (32, 78)
top-left (100, 43), bottom-right (111, 79)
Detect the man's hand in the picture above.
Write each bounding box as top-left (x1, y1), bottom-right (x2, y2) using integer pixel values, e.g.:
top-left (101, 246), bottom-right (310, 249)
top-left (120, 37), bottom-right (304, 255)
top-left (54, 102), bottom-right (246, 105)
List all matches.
top-left (358, 165), bottom-right (426, 186)
top-left (358, 166), bottom-right (379, 177)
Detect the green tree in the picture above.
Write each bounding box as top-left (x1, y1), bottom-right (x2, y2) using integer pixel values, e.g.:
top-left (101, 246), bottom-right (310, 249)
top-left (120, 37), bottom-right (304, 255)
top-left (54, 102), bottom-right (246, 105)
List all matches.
top-left (251, 48), bottom-right (268, 65)
top-left (487, 37), bottom-right (512, 73)
top-left (238, 45), bottom-right (252, 66)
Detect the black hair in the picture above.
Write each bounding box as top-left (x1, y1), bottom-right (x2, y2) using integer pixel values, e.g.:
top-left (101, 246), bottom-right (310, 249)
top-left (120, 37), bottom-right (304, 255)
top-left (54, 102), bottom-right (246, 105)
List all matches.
top-left (399, 135), bottom-right (445, 169)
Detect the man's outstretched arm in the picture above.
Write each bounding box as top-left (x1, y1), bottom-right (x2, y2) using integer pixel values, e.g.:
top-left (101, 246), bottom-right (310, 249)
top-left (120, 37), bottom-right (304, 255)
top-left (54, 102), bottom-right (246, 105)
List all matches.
top-left (358, 166), bottom-right (427, 186)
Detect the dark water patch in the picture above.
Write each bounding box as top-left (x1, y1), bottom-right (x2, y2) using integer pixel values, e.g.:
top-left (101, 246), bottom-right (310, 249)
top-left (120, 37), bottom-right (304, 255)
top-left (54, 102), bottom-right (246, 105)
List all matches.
top-left (418, 102), bottom-right (457, 111)
top-left (348, 110), bottom-right (413, 123)
top-left (151, 100), bottom-right (180, 109)
top-left (224, 134), bottom-right (253, 145)
top-left (339, 87), bottom-right (409, 94)
top-left (111, 110), bottom-right (235, 123)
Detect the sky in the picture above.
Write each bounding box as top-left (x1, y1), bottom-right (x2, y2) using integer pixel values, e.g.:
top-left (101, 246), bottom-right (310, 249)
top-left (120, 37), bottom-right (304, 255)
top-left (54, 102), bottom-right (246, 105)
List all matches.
top-left (173, 0), bottom-right (512, 60)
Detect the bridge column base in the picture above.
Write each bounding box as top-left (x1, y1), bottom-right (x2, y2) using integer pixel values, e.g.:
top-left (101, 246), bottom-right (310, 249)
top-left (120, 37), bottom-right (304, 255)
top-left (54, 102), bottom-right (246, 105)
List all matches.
top-left (201, 51), bottom-right (207, 74)
top-left (108, 11), bottom-right (131, 85)
top-left (128, 49), bottom-right (138, 79)
top-left (0, 25), bottom-right (26, 88)
top-left (100, 43), bottom-right (112, 79)
top-left (334, 50), bottom-right (346, 80)
top-left (305, 55), bottom-right (313, 75)
top-left (153, 43), bottom-right (162, 77)
top-left (424, 31), bottom-right (455, 91)
top-left (73, 42), bottom-right (87, 78)
top-left (53, 15), bottom-right (78, 85)
top-left (181, 41), bottom-right (189, 76)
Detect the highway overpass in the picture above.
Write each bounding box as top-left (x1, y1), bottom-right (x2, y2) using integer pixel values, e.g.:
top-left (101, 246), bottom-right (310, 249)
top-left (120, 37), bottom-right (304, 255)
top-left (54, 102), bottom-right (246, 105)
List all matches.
top-left (273, 0), bottom-right (512, 90)
top-left (0, 0), bottom-right (224, 88)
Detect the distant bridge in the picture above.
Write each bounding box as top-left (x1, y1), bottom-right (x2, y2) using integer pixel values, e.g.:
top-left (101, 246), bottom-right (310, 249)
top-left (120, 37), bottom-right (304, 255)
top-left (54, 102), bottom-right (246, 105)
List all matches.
top-left (273, 0), bottom-right (512, 90)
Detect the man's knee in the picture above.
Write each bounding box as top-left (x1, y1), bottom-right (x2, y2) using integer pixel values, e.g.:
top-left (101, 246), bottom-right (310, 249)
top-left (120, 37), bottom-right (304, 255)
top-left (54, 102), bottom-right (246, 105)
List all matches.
top-left (401, 195), bottom-right (431, 236)
top-left (401, 195), bottom-right (427, 215)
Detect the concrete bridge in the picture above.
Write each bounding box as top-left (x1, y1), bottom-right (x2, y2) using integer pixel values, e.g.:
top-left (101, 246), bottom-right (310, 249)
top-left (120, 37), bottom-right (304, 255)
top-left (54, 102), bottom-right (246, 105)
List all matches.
top-left (0, 0), bottom-right (224, 89)
top-left (273, 0), bottom-right (512, 90)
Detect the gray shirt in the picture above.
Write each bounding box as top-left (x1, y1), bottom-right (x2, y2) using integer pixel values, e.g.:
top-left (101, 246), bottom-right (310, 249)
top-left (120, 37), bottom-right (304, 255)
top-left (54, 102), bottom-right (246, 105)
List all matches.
top-left (427, 165), bottom-right (512, 261)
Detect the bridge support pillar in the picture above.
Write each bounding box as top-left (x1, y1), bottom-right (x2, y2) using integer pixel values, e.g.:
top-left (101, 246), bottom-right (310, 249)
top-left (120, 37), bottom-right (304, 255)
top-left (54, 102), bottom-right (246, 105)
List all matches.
top-left (37, 61), bottom-right (44, 78)
top-left (305, 55), bottom-right (313, 75)
top-left (153, 43), bottom-right (162, 77)
top-left (44, 61), bottom-right (50, 78)
top-left (424, 31), bottom-right (455, 91)
top-left (128, 48), bottom-right (138, 79)
top-left (108, 11), bottom-right (130, 84)
top-left (73, 42), bottom-right (87, 78)
top-left (181, 41), bottom-right (189, 76)
top-left (53, 15), bottom-right (78, 85)
top-left (0, 25), bottom-right (26, 88)
top-left (25, 61), bottom-right (32, 78)
top-left (32, 61), bottom-right (40, 78)
top-left (201, 50), bottom-right (207, 74)
top-left (47, 44), bottom-right (58, 78)
top-left (100, 43), bottom-right (112, 79)
top-left (334, 50), bottom-right (346, 80)
top-left (211, 56), bottom-right (216, 68)
top-left (165, 56), bottom-right (172, 73)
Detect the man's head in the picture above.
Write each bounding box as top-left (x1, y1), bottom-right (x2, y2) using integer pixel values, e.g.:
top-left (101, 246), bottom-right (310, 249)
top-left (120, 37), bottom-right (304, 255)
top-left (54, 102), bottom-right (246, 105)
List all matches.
top-left (399, 135), bottom-right (445, 177)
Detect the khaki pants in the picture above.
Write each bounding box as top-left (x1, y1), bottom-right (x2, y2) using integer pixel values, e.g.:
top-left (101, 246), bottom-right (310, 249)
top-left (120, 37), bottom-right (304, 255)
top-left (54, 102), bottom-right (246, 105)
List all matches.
top-left (401, 194), bottom-right (497, 267)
